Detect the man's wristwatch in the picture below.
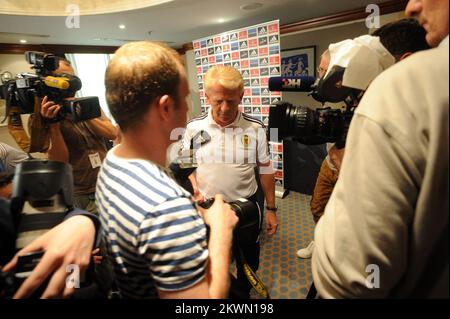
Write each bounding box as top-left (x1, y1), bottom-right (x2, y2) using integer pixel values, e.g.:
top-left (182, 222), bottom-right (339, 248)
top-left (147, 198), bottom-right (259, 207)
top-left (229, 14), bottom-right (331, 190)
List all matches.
top-left (265, 206), bottom-right (278, 213)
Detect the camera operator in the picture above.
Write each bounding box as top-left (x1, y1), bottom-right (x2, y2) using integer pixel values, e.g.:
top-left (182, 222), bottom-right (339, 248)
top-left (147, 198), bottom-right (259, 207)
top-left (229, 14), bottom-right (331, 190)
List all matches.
top-left (297, 19), bottom-right (430, 259)
top-left (312, 0), bottom-right (448, 298)
top-left (40, 57), bottom-right (118, 214)
top-left (97, 41), bottom-right (238, 299)
top-left (182, 65), bottom-right (277, 299)
top-left (296, 49), bottom-right (337, 258)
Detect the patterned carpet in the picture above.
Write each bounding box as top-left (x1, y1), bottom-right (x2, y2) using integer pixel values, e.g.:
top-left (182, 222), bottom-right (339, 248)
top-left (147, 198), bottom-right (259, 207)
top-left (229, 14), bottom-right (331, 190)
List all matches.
top-left (251, 191), bottom-right (315, 299)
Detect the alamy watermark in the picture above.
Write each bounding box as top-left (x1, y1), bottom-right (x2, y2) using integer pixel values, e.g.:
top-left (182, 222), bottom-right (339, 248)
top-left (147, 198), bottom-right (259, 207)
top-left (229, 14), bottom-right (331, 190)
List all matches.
top-left (65, 264), bottom-right (80, 289)
top-left (365, 264), bottom-right (380, 289)
top-left (366, 4), bottom-right (381, 29)
top-left (65, 4), bottom-right (80, 29)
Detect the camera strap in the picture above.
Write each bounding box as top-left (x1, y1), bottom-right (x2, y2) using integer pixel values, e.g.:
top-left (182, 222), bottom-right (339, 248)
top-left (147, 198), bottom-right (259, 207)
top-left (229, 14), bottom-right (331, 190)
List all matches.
top-left (235, 245), bottom-right (271, 299)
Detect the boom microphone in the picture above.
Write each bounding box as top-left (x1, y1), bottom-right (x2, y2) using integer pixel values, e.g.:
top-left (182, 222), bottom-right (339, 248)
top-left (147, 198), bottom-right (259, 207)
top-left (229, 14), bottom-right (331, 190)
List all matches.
top-left (268, 76), bottom-right (316, 92)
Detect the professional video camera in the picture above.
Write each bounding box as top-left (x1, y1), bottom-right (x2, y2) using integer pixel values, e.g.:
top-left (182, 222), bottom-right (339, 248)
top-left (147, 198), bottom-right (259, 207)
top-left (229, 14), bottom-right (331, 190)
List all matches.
top-left (0, 51), bottom-right (101, 123)
top-left (268, 35), bottom-right (395, 147)
top-left (0, 159), bottom-right (75, 298)
top-left (268, 67), bottom-right (359, 148)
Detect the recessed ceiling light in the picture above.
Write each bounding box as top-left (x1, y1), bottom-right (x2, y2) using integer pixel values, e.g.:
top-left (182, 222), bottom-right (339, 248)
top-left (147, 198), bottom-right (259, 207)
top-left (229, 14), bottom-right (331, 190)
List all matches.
top-left (20, 39), bottom-right (27, 43)
top-left (240, 2), bottom-right (263, 11)
top-left (119, 24), bottom-right (126, 29)
top-left (218, 18), bottom-right (225, 23)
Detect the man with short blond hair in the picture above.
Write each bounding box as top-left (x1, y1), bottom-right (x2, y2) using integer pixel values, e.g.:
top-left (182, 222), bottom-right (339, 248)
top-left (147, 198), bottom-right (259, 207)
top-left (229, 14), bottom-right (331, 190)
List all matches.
top-left (183, 65), bottom-right (277, 299)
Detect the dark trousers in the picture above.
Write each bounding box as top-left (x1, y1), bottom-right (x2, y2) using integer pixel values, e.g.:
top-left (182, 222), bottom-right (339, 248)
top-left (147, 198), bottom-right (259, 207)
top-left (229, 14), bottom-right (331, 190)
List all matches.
top-left (229, 192), bottom-right (262, 299)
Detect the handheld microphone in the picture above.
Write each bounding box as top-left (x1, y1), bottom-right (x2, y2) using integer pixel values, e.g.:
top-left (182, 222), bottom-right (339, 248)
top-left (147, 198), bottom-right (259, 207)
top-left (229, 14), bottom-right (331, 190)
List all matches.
top-left (268, 76), bottom-right (316, 92)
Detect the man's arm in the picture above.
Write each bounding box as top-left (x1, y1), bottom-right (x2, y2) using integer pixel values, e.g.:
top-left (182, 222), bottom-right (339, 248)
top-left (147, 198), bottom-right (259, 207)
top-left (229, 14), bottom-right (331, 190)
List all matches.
top-left (156, 195), bottom-right (238, 299)
top-left (328, 145), bottom-right (345, 174)
top-left (85, 117), bottom-right (118, 141)
top-left (188, 173), bottom-right (205, 202)
top-left (0, 143), bottom-right (29, 172)
top-left (3, 215), bottom-right (96, 298)
top-left (258, 163), bottom-right (278, 236)
top-left (257, 126), bottom-right (278, 236)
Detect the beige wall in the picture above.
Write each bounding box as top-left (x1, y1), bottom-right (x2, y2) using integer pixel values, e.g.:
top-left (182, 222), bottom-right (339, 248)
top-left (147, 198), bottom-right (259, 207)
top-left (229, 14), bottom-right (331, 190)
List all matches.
top-left (0, 53), bottom-right (33, 76)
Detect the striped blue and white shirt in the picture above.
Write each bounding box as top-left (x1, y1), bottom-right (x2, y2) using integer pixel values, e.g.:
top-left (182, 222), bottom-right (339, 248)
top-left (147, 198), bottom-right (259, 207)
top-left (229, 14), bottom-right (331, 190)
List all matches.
top-left (96, 147), bottom-right (208, 298)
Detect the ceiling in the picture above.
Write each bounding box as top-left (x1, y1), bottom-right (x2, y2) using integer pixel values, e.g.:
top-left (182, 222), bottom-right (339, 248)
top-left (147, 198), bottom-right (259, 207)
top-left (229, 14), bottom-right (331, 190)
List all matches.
top-left (0, 0), bottom-right (390, 48)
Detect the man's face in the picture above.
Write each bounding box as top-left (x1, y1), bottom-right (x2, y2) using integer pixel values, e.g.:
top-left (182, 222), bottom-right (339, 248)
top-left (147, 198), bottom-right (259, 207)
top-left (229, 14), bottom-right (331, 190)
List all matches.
top-left (406, 0), bottom-right (449, 47)
top-left (318, 54), bottom-right (330, 78)
top-left (206, 83), bottom-right (242, 127)
top-left (56, 60), bottom-right (75, 75)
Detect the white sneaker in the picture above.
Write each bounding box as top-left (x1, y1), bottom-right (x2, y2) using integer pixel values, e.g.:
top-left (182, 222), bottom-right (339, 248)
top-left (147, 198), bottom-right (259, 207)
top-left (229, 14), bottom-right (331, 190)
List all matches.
top-left (297, 241), bottom-right (314, 259)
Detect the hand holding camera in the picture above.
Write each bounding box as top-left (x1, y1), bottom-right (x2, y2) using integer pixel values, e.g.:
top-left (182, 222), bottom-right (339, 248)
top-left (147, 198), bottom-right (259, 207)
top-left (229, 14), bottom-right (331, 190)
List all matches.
top-left (2, 215), bottom-right (95, 299)
top-left (40, 95), bottom-right (62, 123)
top-left (199, 194), bottom-right (239, 237)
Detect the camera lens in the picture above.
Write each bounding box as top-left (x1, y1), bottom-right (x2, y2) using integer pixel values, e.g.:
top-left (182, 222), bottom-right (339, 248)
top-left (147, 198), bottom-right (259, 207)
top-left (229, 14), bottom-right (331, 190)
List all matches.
top-left (269, 101), bottom-right (349, 145)
top-left (269, 101), bottom-right (315, 142)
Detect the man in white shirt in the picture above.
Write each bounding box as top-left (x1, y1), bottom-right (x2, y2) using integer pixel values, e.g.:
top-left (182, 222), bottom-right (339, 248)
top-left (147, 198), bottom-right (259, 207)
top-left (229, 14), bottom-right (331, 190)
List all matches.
top-left (312, 0), bottom-right (449, 298)
top-left (183, 66), bottom-right (278, 298)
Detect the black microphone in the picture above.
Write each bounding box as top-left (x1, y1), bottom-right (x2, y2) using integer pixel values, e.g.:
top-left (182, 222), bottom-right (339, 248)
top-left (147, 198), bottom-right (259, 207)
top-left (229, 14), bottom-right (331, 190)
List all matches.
top-left (268, 76), bottom-right (316, 92)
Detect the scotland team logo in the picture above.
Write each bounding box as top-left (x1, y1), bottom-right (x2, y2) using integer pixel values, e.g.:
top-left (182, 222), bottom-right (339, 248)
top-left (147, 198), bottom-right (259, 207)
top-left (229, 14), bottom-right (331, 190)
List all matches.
top-left (241, 135), bottom-right (250, 149)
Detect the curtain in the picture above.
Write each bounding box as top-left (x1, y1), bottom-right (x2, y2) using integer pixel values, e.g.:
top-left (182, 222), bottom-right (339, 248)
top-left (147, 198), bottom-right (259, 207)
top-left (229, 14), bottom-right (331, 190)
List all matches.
top-left (65, 53), bottom-right (114, 122)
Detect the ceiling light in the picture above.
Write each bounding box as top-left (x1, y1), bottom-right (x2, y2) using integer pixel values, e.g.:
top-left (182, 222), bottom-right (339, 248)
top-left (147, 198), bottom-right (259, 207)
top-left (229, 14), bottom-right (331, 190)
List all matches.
top-left (240, 2), bottom-right (263, 11)
top-left (20, 39), bottom-right (27, 43)
top-left (218, 18), bottom-right (225, 23)
top-left (119, 24), bottom-right (126, 29)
